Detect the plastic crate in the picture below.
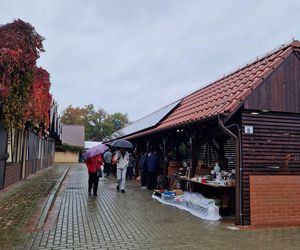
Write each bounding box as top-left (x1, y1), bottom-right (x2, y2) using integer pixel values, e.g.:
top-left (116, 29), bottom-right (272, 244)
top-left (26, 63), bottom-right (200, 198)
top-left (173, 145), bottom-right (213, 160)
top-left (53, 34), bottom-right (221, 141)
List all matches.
top-left (162, 193), bottom-right (176, 202)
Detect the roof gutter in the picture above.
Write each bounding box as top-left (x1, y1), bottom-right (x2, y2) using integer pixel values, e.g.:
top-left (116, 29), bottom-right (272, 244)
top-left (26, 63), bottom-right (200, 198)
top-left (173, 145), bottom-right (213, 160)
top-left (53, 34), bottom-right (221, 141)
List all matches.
top-left (218, 114), bottom-right (243, 226)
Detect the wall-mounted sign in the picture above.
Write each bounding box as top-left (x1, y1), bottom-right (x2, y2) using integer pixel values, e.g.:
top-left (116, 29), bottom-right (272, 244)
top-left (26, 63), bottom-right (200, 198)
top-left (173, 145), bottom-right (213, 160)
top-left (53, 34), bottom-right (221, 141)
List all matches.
top-left (245, 125), bottom-right (254, 134)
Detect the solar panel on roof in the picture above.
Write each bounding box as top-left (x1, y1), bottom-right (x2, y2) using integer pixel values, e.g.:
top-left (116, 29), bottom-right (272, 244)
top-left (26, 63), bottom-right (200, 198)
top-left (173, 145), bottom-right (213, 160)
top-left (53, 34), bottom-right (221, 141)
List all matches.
top-left (110, 100), bottom-right (181, 139)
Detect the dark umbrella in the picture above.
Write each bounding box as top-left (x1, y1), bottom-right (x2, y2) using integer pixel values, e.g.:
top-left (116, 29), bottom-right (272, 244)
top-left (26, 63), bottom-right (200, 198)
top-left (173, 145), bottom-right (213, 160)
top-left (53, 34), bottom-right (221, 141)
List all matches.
top-left (111, 139), bottom-right (133, 149)
top-left (105, 141), bottom-right (113, 147)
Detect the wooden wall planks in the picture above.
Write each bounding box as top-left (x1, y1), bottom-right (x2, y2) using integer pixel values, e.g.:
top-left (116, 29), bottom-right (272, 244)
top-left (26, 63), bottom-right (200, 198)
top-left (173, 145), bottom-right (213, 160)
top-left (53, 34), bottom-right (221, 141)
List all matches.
top-left (245, 52), bottom-right (300, 113)
top-left (241, 111), bottom-right (300, 225)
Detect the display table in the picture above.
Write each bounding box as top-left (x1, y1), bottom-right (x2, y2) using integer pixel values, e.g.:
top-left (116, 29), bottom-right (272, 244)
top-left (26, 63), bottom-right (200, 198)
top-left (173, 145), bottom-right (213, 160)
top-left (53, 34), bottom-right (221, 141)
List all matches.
top-left (185, 178), bottom-right (235, 188)
top-left (167, 175), bottom-right (235, 189)
top-left (166, 176), bottom-right (236, 216)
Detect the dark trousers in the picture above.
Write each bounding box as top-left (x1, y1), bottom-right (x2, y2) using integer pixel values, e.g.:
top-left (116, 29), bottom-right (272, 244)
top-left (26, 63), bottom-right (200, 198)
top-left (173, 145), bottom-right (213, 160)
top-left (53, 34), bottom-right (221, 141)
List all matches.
top-left (126, 167), bottom-right (133, 180)
top-left (141, 170), bottom-right (147, 187)
top-left (147, 172), bottom-right (158, 190)
top-left (111, 164), bottom-right (117, 176)
top-left (88, 173), bottom-right (99, 194)
top-left (104, 163), bottom-right (112, 176)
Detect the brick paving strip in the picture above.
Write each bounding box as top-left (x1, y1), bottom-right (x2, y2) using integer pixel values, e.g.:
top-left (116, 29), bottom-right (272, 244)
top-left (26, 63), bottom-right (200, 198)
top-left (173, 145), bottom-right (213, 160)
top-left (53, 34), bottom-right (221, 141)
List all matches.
top-left (36, 167), bottom-right (69, 229)
top-left (1, 164), bottom-right (300, 250)
top-left (0, 165), bottom-right (69, 249)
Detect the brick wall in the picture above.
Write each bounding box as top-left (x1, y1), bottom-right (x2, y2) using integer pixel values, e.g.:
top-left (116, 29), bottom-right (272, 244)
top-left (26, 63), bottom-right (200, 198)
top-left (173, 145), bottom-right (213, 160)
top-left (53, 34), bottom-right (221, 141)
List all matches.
top-left (250, 175), bottom-right (300, 226)
top-left (42, 159), bottom-right (46, 169)
top-left (36, 159), bottom-right (41, 172)
top-left (25, 160), bottom-right (33, 177)
top-left (4, 163), bottom-right (21, 188)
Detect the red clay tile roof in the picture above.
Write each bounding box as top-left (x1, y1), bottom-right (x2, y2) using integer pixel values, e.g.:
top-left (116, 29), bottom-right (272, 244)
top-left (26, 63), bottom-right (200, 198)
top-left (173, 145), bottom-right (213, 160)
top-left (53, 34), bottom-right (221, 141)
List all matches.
top-left (126, 40), bottom-right (300, 139)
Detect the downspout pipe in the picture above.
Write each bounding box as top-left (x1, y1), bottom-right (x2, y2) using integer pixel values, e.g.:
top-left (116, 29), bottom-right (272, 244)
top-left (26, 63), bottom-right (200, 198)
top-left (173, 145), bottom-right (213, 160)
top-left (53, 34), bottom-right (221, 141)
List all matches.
top-left (146, 139), bottom-right (150, 152)
top-left (162, 136), bottom-right (167, 177)
top-left (218, 115), bottom-right (243, 225)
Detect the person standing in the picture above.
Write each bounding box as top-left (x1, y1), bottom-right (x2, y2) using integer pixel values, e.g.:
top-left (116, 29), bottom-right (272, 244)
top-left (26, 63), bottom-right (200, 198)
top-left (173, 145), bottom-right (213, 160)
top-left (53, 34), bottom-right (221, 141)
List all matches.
top-left (146, 149), bottom-right (160, 190)
top-left (86, 154), bottom-right (103, 196)
top-left (126, 152), bottom-right (135, 180)
top-left (139, 152), bottom-right (148, 189)
top-left (103, 149), bottom-right (113, 178)
top-left (115, 147), bottom-right (129, 193)
top-left (111, 151), bottom-right (117, 177)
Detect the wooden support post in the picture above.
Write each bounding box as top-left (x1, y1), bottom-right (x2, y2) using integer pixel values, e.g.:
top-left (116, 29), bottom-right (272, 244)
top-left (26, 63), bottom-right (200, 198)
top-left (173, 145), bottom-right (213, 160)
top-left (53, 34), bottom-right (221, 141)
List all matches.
top-left (146, 139), bottom-right (150, 152)
top-left (21, 129), bottom-right (27, 179)
top-left (218, 116), bottom-right (242, 225)
top-left (134, 142), bottom-right (139, 177)
top-left (189, 133), bottom-right (198, 178)
top-left (163, 136), bottom-right (167, 176)
top-left (0, 124), bottom-right (8, 189)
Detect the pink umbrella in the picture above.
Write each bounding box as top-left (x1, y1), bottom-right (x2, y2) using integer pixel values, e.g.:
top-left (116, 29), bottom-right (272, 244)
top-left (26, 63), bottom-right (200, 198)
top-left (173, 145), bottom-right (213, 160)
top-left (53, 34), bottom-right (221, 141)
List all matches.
top-left (82, 144), bottom-right (108, 160)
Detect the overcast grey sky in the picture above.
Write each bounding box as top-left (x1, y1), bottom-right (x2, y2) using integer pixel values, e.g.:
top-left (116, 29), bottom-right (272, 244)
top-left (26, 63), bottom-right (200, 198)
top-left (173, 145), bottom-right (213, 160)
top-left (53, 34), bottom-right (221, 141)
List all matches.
top-left (1, 0), bottom-right (300, 121)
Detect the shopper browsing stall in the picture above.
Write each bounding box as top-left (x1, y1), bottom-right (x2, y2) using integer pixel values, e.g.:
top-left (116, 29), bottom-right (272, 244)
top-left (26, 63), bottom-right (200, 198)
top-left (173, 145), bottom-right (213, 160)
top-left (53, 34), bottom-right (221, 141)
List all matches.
top-left (139, 152), bottom-right (148, 189)
top-left (146, 149), bottom-right (160, 190)
top-left (115, 147), bottom-right (129, 193)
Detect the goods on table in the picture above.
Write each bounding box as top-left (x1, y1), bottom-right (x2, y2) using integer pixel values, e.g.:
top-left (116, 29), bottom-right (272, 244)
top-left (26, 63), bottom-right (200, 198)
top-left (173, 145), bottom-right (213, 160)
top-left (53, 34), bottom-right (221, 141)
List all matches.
top-left (191, 169), bottom-right (236, 187)
top-left (213, 162), bottom-right (221, 173)
top-left (153, 190), bottom-right (162, 198)
top-left (172, 189), bottom-right (184, 196)
top-left (163, 191), bottom-right (176, 196)
top-left (162, 193), bottom-right (176, 202)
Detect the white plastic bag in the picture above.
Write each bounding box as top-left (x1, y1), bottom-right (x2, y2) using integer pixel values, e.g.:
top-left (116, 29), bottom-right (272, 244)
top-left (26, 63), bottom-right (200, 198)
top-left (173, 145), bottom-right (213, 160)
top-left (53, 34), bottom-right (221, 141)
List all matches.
top-left (152, 192), bottom-right (221, 221)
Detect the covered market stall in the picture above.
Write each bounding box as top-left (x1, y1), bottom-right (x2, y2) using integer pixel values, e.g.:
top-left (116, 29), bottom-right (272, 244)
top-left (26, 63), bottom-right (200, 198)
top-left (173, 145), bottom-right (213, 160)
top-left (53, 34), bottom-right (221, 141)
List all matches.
top-left (109, 40), bottom-right (300, 226)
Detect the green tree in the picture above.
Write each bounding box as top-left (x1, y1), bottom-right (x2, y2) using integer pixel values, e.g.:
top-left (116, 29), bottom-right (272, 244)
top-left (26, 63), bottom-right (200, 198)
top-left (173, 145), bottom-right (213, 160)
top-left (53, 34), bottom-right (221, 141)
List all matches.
top-left (102, 112), bottom-right (129, 137)
top-left (61, 105), bottom-right (85, 125)
top-left (61, 104), bottom-right (129, 141)
top-left (83, 104), bottom-right (108, 141)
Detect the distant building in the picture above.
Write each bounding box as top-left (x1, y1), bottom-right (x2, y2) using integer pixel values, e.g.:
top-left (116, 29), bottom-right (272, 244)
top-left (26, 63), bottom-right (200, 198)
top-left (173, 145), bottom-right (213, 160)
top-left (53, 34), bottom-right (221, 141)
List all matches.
top-left (61, 124), bottom-right (85, 147)
top-left (54, 124), bottom-right (85, 163)
top-left (85, 141), bottom-right (102, 149)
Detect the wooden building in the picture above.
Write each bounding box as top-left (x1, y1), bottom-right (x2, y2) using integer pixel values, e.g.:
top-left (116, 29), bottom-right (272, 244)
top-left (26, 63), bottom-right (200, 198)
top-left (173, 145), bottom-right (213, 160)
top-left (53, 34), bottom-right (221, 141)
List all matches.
top-left (54, 124), bottom-right (85, 163)
top-left (110, 40), bottom-right (300, 226)
top-left (0, 101), bottom-right (61, 190)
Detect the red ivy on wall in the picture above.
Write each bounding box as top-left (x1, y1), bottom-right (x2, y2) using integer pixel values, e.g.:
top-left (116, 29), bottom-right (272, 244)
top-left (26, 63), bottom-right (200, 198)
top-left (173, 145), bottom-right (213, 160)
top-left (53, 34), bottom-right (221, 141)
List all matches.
top-left (25, 67), bottom-right (52, 129)
top-left (0, 19), bottom-right (44, 69)
top-left (0, 48), bottom-right (22, 97)
top-left (0, 19), bottom-right (52, 130)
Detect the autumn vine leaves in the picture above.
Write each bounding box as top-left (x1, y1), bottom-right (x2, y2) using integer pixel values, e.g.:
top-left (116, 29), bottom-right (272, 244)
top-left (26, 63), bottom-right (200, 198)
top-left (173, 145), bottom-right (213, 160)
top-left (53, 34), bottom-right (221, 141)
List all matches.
top-left (0, 19), bottom-right (52, 130)
top-left (26, 67), bottom-right (52, 129)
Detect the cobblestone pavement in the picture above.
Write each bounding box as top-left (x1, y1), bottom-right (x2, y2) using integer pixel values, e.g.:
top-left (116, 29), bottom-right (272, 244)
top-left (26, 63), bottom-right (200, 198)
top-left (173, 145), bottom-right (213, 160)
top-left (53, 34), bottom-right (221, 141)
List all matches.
top-left (0, 165), bottom-right (68, 249)
top-left (1, 164), bottom-right (300, 250)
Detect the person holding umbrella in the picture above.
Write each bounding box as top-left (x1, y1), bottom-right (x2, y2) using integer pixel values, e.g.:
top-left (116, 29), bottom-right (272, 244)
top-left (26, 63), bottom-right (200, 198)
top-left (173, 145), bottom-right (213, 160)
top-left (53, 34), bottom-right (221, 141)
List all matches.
top-left (83, 144), bottom-right (108, 196)
top-left (111, 139), bottom-right (133, 193)
top-left (115, 147), bottom-right (129, 193)
top-left (86, 154), bottom-right (103, 196)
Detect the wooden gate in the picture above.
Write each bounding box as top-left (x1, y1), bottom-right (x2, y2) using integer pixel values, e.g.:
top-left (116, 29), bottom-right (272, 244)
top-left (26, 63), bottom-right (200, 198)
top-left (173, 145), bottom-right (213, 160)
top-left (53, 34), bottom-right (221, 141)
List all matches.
top-left (0, 124), bottom-right (8, 189)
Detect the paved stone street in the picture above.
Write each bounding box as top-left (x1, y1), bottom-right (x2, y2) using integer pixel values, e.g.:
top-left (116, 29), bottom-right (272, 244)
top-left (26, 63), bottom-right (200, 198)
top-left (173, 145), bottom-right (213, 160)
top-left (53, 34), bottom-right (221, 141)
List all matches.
top-left (0, 165), bottom-right (68, 249)
top-left (0, 164), bottom-right (300, 250)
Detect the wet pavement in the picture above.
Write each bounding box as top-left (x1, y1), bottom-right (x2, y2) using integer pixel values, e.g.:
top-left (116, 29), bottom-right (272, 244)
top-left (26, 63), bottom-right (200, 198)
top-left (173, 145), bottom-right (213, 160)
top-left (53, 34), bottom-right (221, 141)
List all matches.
top-left (0, 165), bottom-right (68, 249)
top-left (0, 163), bottom-right (300, 249)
